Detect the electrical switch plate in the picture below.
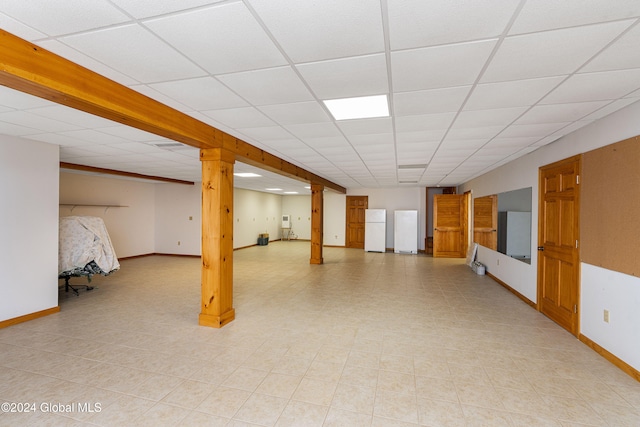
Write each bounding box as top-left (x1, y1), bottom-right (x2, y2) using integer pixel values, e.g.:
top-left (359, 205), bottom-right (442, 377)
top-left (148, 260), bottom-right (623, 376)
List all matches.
top-left (604, 310), bottom-right (610, 323)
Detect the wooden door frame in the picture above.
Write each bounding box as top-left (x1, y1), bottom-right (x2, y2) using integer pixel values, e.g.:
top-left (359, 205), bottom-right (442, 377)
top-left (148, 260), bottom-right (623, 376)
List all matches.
top-left (345, 195), bottom-right (368, 249)
top-left (537, 155), bottom-right (581, 336)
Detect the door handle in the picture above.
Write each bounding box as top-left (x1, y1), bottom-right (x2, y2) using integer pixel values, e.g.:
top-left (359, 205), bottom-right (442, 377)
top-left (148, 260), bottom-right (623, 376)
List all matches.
top-left (537, 246), bottom-right (544, 251)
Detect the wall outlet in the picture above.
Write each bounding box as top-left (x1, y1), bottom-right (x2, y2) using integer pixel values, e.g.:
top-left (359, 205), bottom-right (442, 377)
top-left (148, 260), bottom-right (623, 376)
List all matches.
top-left (189, 216), bottom-right (192, 221)
top-left (497, 259), bottom-right (500, 266)
top-left (604, 309), bottom-right (610, 323)
top-left (177, 241), bottom-right (181, 246)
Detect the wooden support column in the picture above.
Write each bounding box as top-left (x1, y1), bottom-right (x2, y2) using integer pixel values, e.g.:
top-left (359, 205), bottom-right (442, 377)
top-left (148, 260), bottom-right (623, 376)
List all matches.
top-left (199, 148), bottom-right (235, 328)
top-left (310, 183), bottom-right (324, 265)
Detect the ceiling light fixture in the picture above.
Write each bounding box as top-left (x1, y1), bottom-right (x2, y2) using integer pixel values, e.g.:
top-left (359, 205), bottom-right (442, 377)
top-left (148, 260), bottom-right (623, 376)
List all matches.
top-left (323, 95), bottom-right (389, 121)
top-left (284, 191), bottom-right (299, 194)
top-left (265, 188), bottom-right (282, 191)
top-left (234, 172), bottom-right (262, 178)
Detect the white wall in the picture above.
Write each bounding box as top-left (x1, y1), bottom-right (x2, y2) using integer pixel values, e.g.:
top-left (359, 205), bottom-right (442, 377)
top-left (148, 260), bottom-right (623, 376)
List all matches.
top-left (348, 187), bottom-right (424, 250)
top-left (460, 100), bottom-right (640, 372)
top-left (282, 195), bottom-right (311, 240)
top-left (234, 188), bottom-right (282, 248)
top-left (1, 136), bottom-right (59, 322)
top-left (155, 182), bottom-right (201, 255)
top-left (59, 172), bottom-right (156, 258)
top-left (324, 192), bottom-right (346, 246)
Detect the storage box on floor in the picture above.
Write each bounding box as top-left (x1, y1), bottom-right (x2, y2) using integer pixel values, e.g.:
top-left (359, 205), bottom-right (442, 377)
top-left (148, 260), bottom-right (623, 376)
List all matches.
top-left (258, 233), bottom-right (269, 246)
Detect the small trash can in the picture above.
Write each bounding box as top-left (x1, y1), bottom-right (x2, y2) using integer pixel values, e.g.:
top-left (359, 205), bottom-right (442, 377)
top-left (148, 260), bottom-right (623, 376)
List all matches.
top-left (257, 233), bottom-right (269, 246)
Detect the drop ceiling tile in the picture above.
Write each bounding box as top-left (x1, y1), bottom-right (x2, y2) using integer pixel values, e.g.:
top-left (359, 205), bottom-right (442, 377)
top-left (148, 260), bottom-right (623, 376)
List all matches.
top-left (453, 106), bottom-right (528, 128)
top-left (59, 129), bottom-right (130, 145)
top-left (238, 126), bottom-right (292, 141)
top-left (296, 54), bottom-right (388, 99)
top-left (498, 122), bottom-right (570, 138)
top-left (302, 136), bottom-right (350, 149)
top-left (0, 0), bottom-right (130, 36)
top-left (387, 0), bottom-right (519, 50)
top-left (38, 40), bottom-right (140, 86)
top-left (439, 139), bottom-right (487, 150)
top-left (27, 105), bottom-right (117, 128)
top-left (464, 76), bottom-right (565, 111)
top-left (486, 137), bottom-right (540, 148)
top-left (392, 40), bottom-right (497, 92)
top-left (95, 126), bottom-right (167, 142)
top-left (60, 24), bottom-right (206, 83)
top-left (482, 21), bottom-right (631, 83)
top-left (446, 126), bottom-right (504, 140)
top-left (516, 101), bottom-right (609, 124)
top-left (0, 111), bottom-right (81, 132)
top-left (510, 0), bottom-right (640, 34)
top-left (203, 107), bottom-right (275, 129)
top-left (144, 3), bottom-right (287, 75)
top-left (0, 122), bottom-right (42, 136)
top-left (0, 12), bottom-right (46, 40)
top-left (217, 67), bottom-right (314, 106)
top-left (581, 98), bottom-right (640, 121)
top-left (247, 0), bottom-right (384, 63)
top-left (284, 123), bottom-right (342, 140)
top-left (394, 86), bottom-right (471, 116)
top-left (110, 0), bottom-right (226, 19)
top-left (108, 142), bottom-right (167, 154)
top-left (583, 24), bottom-right (640, 72)
top-left (396, 130), bottom-right (447, 144)
top-left (0, 87), bottom-right (54, 110)
top-left (347, 134), bottom-right (394, 147)
top-left (148, 77), bottom-right (249, 111)
top-left (395, 113), bottom-right (456, 132)
top-left (541, 69), bottom-right (640, 104)
top-left (258, 102), bottom-right (331, 126)
top-left (337, 118), bottom-right (393, 136)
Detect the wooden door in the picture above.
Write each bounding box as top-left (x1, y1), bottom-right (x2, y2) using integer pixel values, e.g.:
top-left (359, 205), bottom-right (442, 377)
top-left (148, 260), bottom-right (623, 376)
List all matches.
top-left (433, 194), bottom-right (466, 258)
top-left (346, 196), bottom-right (368, 249)
top-left (538, 155), bottom-right (581, 336)
top-left (473, 195), bottom-right (497, 250)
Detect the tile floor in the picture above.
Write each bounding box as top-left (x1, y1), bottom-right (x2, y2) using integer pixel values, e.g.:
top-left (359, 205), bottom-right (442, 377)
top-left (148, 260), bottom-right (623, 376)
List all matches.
top-left (0, 241), bottom-right (639, 426)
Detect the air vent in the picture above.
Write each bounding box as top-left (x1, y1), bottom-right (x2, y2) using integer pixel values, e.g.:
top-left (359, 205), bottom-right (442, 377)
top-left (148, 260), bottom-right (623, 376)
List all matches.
top-left (399, 180), bottom-right (418, 184)
top-left (398, 164), bottom-right (427, 169)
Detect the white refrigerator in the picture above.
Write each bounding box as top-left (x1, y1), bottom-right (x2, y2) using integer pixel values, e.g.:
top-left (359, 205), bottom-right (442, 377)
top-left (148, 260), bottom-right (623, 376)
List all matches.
top-left (394, 210), bottom-right (418, 254)
top-left (364, 209), bottom-right (386, 252)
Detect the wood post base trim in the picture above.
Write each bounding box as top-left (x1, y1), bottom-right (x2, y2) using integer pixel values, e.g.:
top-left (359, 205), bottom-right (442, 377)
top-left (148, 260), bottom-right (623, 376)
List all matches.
top-left (310, 258), bottom-right (323, 265)
top-left (0, 306), bottom-right (60, 329)
top-left (579, 334), bottom-right (640, 382)
top-left (199, 309), bottom-right (235, 328)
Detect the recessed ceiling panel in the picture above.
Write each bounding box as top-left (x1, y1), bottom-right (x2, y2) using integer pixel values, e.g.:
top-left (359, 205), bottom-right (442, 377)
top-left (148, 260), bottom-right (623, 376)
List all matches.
top-left (246, 0), bottom-right (384, 63)
top-left (482, 21), bottom-right (632, 83)
top-left (296, 54), bottom-right (388, 99)
top-left (144, 2), bottom-right (287, 75)
top-left (60, 24), bottom-right (206, 83)
top-left (217, 67), bottom-right (314, 106)
top-left (392, 40), bottom-right (497, 92)
top-left (387, 0), bottom-right (520, 50)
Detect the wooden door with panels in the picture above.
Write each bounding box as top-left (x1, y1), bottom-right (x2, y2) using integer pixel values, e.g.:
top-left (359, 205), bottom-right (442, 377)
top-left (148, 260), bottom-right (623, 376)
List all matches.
top-left (345, 196), bottom-right (368, 249)
top-left (433, 194), bottom-right (467, 258)
top-left (473, 195), bottom-right (498, 250)
top-left (537, 155), bottom-right (581, 336)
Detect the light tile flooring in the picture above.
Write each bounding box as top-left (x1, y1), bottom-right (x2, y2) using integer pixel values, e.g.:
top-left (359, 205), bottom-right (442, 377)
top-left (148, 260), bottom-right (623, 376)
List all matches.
top-left (1, 241), bottom-right (639, 426)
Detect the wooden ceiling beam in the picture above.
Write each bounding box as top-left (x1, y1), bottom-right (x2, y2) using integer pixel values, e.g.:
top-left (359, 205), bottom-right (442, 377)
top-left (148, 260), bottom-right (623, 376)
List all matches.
top-left (217, 131), bottom-right (346, 193)
top-left (0, 29), bottom-right (346, 194)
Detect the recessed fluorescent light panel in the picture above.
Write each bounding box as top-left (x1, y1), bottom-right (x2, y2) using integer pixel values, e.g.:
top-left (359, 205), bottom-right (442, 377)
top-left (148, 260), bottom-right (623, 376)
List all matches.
top-left (323, 95), bottom-right (389, 121)
top-left (234, 172), bottom-right (262, 178)
top-left (265, 188), bottom-right (282, 191)
top-left (284, 191), bottom-right (299, 194)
